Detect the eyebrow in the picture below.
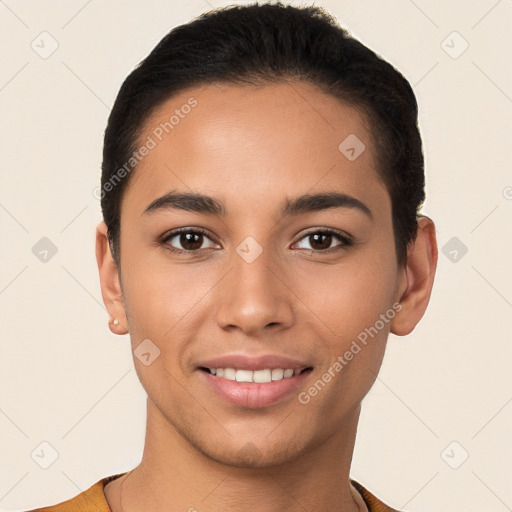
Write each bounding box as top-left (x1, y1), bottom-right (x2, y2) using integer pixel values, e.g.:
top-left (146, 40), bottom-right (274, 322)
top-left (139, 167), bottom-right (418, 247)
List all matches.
top-left (143, 190), bottom-right (372, 219)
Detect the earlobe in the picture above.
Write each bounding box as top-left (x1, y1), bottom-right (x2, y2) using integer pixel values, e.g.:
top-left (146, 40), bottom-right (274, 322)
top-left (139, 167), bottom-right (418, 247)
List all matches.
top-left (390, 216), bottom-right (438, 336)
top-left (95, 221), bottom-right (129, 335)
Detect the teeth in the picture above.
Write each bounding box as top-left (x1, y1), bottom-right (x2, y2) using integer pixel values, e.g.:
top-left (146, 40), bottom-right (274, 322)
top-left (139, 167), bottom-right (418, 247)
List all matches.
top-left (271, 368), bottom-right (284, 380)
top-left (207, 367), bottom-right (301, 383)
top-left (223, 368), bottom-right (236, 380)
top-left (235, 369), bottom-right (253, 382)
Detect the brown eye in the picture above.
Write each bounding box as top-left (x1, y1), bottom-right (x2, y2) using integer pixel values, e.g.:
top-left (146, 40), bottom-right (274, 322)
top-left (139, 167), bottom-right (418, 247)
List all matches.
top-left (162, 228), bottom-right (217, 254)
top-left (295, 230), bottom-right (352, 252)
top-left (178, 232), bottom-right (203, 250)
top-left (308, 233), bottom-right (333, 250)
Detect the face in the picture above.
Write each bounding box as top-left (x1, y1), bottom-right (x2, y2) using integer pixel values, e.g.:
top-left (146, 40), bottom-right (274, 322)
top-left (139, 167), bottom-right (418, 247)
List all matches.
top-left (112, 81), bottom-right (407, 467)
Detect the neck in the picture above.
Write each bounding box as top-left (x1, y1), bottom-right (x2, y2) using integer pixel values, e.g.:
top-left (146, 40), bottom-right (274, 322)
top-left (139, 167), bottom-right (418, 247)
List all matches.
top-left (116, 399), bottom-right (365, 512)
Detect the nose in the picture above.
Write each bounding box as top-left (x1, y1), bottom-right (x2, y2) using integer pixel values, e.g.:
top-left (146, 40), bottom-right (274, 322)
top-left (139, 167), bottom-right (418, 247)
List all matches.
top-left (215, 242), bottom-right (295, 336)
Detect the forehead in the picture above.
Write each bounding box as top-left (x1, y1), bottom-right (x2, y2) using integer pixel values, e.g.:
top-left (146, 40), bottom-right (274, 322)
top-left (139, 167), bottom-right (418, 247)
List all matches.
top-left (121, 80), bottom-right (386, 216)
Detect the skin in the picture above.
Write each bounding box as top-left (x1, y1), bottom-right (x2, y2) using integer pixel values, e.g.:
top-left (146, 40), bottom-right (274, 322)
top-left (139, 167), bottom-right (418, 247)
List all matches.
top-left (96, 80), bottom-right (438, 512)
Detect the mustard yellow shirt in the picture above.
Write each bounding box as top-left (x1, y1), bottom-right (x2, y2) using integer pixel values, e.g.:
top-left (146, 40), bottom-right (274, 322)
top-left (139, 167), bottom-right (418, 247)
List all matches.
top-left (26, 473), bottom-right (400, 511)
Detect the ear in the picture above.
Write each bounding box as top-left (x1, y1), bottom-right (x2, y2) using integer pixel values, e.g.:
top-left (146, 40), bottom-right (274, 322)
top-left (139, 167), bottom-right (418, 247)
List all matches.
top-left (95, 221), bottom-right (129, 335)
top-left (390, 215), bottom-right (438, 336)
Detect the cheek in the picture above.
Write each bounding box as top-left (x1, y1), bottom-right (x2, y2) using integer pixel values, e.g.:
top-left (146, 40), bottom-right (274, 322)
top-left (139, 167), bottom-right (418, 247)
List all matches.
top-left (120, 238), bottom-right (206, 329)
top-left (295, 247), bottom-right (398, 338)
top-left (295, 241), bottom-right (398, 394)
top-left (308, 273), bottom-right (393, 377)
top-left (300, 265), bottom-right (395, 419)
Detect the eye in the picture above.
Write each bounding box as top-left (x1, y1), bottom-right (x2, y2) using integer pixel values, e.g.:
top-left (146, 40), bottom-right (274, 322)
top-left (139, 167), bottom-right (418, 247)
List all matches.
top-left (161, 228), bottom-right (219, 254)
top-left (160, 227), bottom-right (353, 256)
top-left (294, 229), bottom-right (353, 253)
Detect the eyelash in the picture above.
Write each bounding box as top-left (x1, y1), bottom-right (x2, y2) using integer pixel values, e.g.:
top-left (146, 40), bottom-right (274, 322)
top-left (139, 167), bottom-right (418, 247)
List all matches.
top-left (160, 227), bottom-right (353, 256)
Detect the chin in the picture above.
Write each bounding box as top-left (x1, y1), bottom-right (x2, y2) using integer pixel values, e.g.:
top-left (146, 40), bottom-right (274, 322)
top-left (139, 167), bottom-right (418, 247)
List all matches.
top-left (195, 436), bottom-right (310, 469)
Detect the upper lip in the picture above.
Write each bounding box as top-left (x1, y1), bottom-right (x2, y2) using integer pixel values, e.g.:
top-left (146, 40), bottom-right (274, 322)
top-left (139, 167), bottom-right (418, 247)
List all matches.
top-left (197, 354), bottom-right (312, 371)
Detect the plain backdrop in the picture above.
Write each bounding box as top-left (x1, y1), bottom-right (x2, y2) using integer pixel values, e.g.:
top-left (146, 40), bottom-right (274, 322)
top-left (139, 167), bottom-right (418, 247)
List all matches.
top-left (1, 1), bottom-right (511, 511)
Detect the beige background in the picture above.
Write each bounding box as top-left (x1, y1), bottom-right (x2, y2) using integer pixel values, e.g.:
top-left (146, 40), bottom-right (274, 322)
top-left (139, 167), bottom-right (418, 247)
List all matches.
top-left (1, 1), bottom-right (511, 510)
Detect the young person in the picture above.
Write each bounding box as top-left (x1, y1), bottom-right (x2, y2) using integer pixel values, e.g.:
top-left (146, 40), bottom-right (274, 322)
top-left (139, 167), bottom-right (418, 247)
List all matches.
top-left (29, 2), bottom-right (437, 511)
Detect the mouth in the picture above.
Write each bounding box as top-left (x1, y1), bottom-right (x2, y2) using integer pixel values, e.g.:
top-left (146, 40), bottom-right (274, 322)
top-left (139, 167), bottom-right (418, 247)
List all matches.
top-left (199, 366), bottom-right (313, 383)
top-left (196, 354), bottom-right (314, 408)
top-left (196, 356), bottom-right (314, 408)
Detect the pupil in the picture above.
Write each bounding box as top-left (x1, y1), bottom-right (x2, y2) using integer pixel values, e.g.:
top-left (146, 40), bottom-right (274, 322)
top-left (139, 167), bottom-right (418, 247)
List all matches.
top-left (311, 233), bottom-right (331, 250)
top-left (182, 233), bottom-right (202, 250)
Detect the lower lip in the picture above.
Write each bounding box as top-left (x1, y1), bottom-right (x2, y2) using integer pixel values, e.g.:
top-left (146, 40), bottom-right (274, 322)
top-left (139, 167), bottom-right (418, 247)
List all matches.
top-left (199, 369), bottom-right (312, 409)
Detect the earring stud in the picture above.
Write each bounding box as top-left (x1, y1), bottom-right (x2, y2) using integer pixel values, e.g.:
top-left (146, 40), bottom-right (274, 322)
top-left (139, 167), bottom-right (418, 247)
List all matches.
top-left (113, 318), bottom-right (119, 326)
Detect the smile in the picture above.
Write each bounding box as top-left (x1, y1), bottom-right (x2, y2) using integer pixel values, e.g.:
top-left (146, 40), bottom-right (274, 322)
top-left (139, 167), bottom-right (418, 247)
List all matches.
top-left (201, 367), bottom-right (311, 383)
top-left (198, 366), bottom-right (313, 408)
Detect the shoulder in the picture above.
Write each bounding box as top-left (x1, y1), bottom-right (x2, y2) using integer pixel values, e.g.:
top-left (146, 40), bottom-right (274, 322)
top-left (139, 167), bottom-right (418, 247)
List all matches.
top-left (24, 473), bottom-right (126, 512)
top-left (351, 479), bottom-right (403, 512)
